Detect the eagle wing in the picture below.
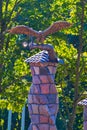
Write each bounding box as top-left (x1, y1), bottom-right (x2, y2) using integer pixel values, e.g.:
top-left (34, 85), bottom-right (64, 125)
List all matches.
top-left (43, 21), bottom-right (72, 36)
top-left (8, 25), bottom-right (39, 37)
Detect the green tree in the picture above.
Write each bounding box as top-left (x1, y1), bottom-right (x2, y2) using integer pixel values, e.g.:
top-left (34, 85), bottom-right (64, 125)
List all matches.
top-left (0, 0), bottom-right (31, 112)
top-left (50, 0), bottom-right (87, 129)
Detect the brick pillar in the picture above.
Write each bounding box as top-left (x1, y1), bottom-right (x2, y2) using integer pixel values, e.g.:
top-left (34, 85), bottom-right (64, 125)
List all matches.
top-left (78, 99), bottom-right (87, 130)
top-left (28, 62), bottom-right (58, 130)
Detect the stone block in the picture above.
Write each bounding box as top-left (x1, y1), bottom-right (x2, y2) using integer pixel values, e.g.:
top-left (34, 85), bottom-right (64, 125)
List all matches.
top-left (49, 115), bottom-right (55, 125)
top-left (32, 104), bottom-right (39, 114)
top-left (40, 115), bottom-right (49, 123)
top-left (39, 95), bottom-right (48, 104)
top-left (33, 95), bottom-right (40, 104)
top-left (47, 75), bottom-right (54, 83)
top-left (34, 85), bottom-right (41, 94)
top-left (52, 67), bottom-right (57, 74)
top-left (28, 105), bottom-right (33, 115)
top-left (39, 67), bottom-right (49, 75)
top-left (33, 67), bottom-right (40, 75)
top-left (32, 125), bottom-right (38, 130)
top-left (33, 94), bottom-right (49, 104)
top-left (47, 94), bottom-right (57, 104)
top-left (48, 66), bottom-right (53, 74)
top-left (28, 94), bottom-right (33, 104)
top-left (31, 115), bottom-right (39, 124)
top-left (40, 84), bottom-right (50, 94)
top-left (32, 75), bottom-right (41, 84)
top-left (30, 67), bottom-right (35, 75)
top-left (38, 124), bottom-right (49, 130)
top-left (30, 84), bottom-right (41, 94)
top-left (39, 75), bottom-right (49, 83)
top-left (49, 84), bottom-right (57, 94)
top-left (39, 105), bottom-right (49, 115)
top-left (48, 104), bottom-right (58, 115)
top-left (48, 66), bottom-right (57, 74)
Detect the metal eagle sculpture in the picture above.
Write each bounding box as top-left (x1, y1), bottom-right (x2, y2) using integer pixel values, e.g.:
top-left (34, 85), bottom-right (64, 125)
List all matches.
top-left (8, 21), bottom-right (71, 43)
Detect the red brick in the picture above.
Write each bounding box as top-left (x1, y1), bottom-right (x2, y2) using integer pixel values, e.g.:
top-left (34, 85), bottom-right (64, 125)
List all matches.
top-left (49, 116), bottom-right (55, 125)
top-left (33, 67), bottom-right (39, 75)
top-left (30, 84), bottom-right (41, 94)
top-left (48, 66), bottom-right (54, 74)
top-left (30, 67), bottom-right (35, 75)
top-left (40, 84), bottom-right (50, 94)
top-left (39, 67), bottom-right (48, 75)
top-left (47, 75), bottom-right (54, 83)
top-left (33, 94), bottom-right (48, 104)
top-left (48, 104), bottom-right (58, 115)
top-left (52, 67), bottom-right (57, 74)
top-left (34, 85), bottom-right (41, 94)
top-left (40, 115), bottom-right (49, 123)
top-left (39, 95), bottom-right (48, 104)
top-left (39, 76), bottom-right (49, 83)
top-left (28, 94), bottom-right (33, 104)
top-left (47, 94), bottom-right (57, 104)
top-left (49, 84), bottom-right (57, 94)
top-left (32, 76), bottom-right (41, 84)
top-left (48, 66), bottom-right (57, 74)
top-left (39, 105), bottom-right (49, 115)
top-left (32, 125), bottom-right (38, 130)
top-left (39, 124), bottom-right (49, 130)
top-left (32, 104), bottom-right (39, 114)
top-left (31, 115), bottom-right (39, 124)
top-left (33, 95), bottom-right (40, 104)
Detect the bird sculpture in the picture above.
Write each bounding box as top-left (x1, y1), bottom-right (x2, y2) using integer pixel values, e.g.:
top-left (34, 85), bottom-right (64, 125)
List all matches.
top-left (8, 21), bottom-right (72, 43)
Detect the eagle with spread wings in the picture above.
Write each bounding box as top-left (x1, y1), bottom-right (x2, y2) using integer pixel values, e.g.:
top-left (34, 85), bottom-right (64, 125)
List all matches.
top-left (8, 21), bottom-right (72, 43)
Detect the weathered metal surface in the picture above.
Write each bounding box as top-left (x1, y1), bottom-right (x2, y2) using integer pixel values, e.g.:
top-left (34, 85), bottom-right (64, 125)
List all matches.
top-left (8, 21), bottom-right (71, 43)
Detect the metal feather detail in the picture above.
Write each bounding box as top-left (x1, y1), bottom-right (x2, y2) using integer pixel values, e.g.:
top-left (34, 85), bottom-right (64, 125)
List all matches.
top-left (8, 21), bottom-right (72, 43)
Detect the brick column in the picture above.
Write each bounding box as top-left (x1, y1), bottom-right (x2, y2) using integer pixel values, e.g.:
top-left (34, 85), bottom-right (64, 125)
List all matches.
top-left (78, 98), bottom-right (87, 130)
top-left (26, 51), bottom-right (59, 130)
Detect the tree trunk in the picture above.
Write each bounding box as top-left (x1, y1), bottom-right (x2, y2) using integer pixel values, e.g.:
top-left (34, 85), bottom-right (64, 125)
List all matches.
top-left (67, 0), bottom-right (85, 130)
